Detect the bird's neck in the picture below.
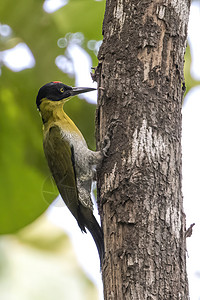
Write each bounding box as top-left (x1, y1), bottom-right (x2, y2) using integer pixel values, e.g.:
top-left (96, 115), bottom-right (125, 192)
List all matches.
top-left (39, 100), bottom-right (83, 137)
top-left (40, 101), bottom-right (66, 125)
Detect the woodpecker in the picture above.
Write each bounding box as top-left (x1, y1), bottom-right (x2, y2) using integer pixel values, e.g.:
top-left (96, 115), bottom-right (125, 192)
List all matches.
top-left (36, 81), bottom-right (105, 264)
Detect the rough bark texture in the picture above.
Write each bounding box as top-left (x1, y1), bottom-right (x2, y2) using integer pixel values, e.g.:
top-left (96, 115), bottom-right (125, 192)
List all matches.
top-left (96, 0), bottom-right (191, 299)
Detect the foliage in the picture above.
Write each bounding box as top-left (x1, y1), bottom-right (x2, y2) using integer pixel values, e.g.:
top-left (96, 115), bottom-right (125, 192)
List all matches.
top-left (184, 43), bottom-right (200, 95)
top-left (0, 0), bottom-right (105, 233)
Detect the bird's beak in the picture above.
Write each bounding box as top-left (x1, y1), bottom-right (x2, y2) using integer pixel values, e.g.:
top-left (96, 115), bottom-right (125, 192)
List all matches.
top-left (70, 87), bottom-right (96, 97)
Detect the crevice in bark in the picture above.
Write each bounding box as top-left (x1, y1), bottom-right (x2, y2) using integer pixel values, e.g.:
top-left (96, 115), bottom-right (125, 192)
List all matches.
top-left (96, 0), bottom-right (191, 299)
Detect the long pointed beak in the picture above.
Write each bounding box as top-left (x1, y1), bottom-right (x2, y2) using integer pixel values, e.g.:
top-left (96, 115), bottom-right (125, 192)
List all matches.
top-left (70, 87), bottom-right (96, 97)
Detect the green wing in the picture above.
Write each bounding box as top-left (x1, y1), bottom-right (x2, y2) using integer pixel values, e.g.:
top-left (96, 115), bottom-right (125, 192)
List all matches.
top-left (43, 125), bottom-right (79, 220)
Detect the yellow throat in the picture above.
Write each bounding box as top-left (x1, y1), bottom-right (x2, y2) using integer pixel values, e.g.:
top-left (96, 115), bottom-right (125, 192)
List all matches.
top-left (39, 98), bottom-right (83, 139)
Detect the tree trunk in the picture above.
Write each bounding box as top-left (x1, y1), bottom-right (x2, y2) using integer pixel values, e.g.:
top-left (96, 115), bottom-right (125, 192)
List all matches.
top-left (96, 0), bottom-right (191, 299)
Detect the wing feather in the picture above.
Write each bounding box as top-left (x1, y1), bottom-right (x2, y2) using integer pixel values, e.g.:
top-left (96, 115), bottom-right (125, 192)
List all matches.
top-left (43, 125), bottom-right (79, 220)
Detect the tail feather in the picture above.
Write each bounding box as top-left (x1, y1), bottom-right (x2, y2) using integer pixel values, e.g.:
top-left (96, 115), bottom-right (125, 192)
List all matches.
top-left (77, 205), bottom-right (105, 265)
top-left (86, 214), bottom-right (105, 265)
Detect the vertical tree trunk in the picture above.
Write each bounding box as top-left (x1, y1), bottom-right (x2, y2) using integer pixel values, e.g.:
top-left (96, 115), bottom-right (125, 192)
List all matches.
top-left (96, 0), bottom-right (191, 299)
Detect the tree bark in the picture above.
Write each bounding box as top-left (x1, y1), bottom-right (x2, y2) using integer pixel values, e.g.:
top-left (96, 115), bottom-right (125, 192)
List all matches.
top-left (96, 0), bottom-right (191, 299)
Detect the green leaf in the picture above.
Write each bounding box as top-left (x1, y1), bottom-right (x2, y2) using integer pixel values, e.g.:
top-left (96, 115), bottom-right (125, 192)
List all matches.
top-left (184, 43), bottom-right (200, 96)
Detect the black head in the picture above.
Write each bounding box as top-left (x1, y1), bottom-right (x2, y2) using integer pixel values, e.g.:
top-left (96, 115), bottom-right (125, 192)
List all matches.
top-left (36, 82), bottom-right (72, 109)
top-left (36, 81), bottom-right (96, 109)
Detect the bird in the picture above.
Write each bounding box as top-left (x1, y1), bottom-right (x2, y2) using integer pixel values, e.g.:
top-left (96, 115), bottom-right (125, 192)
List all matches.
top-left (36, 81), bottom-right (106, 264)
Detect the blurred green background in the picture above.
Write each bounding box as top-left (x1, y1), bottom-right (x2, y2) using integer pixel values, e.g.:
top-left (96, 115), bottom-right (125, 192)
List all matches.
top-left (0, 0), bottom-right (199, 299)
top-left (0, 0), bottom-right (105, 299)
top-left (0, 0), bottom-right (105, 234)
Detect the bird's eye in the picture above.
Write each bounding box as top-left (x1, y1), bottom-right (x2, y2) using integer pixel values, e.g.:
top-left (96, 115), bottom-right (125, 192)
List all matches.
top-left (60, 88), bottom-right (64, 93)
